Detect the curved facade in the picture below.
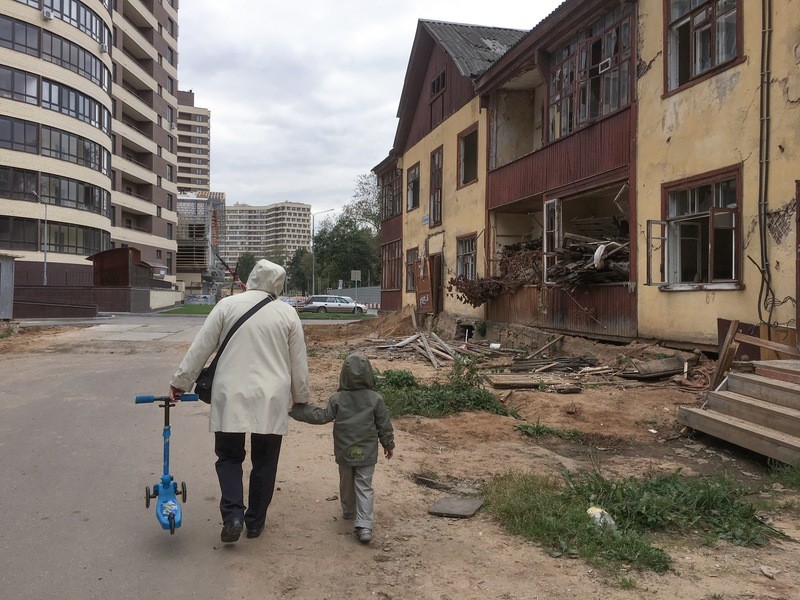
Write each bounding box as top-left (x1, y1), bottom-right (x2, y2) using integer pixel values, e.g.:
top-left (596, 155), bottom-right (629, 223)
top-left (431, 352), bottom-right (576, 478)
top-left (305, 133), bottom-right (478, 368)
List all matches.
top-left (0, 0), bottom-right (179, 287)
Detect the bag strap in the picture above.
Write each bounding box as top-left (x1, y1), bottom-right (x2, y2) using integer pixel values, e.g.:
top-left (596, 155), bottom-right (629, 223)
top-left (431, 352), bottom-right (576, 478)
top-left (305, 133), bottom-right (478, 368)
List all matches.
top-left (207, 294), bottom-right (273, 370)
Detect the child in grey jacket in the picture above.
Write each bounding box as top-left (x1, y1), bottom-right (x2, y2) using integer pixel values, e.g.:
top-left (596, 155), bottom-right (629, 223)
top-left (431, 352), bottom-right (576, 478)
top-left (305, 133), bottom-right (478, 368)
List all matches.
top-left (290, 353), bottom-right (395, 543)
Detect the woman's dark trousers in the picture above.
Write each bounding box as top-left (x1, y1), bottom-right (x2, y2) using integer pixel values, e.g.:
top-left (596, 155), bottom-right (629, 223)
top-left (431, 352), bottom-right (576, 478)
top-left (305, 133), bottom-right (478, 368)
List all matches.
top-left (214, 432), bottom-right (282, 531)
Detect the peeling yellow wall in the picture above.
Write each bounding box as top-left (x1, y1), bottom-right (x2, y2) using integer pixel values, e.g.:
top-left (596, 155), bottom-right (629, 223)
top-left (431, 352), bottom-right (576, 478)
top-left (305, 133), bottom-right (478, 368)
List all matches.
top-left (636, 0), bottom-right (799, 344)
top-left (400, 97), bottom-right (487, 318)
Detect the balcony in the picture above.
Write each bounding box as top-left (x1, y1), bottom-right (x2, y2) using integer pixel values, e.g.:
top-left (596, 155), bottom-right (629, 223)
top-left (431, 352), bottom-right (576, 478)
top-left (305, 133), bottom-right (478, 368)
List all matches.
top-left (113, 118), bottom-right (156, 154)
top-left (114, 153), bottom-right (156, 186)
top-left (487, 108), bottom-right (632, 210)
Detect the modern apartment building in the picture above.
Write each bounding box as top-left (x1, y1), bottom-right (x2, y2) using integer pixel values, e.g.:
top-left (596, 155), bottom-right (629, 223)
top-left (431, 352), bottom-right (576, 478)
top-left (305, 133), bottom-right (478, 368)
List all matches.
top-left (218, 202), bottom-right (311, 268)
top-left (175, 189), bottom-right (224, 290)
top-left (0, 0), bottom-right (179, 289)
top-left (176, 88), bottom-right (209, 194)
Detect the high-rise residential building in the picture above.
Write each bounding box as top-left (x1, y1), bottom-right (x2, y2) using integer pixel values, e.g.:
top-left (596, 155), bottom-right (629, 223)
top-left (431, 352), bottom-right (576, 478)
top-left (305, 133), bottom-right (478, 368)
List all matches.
top-left (218, 202), bottom-right (311, 268)
top-left (176, 89), bottom-right (210, 194)
top-left (0, 0), bottom-right (179, 287)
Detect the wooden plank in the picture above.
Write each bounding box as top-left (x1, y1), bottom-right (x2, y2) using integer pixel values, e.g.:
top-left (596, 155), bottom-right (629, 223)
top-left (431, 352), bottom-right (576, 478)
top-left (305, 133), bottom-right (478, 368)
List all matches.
top-left (734, 333), bottom-right (800, 359)
top-left (429, 331), bottom-right (457, 358)
top-left (677, 407), bottom-right (800, 464)
top-left (525, 335), bottom-right (565, 360)
top-left (376, 333), bottom-right (420, 349)
top-left (705, 390), bottom-right (800, 437)
top-left (631, 356), bottom-right (685, 376)
top-left (418, 332), bottom-right (441, 368)
top-left (726, 373), bottom-right (800, 410)
top-left (710, 319), bottom-right (740, 390)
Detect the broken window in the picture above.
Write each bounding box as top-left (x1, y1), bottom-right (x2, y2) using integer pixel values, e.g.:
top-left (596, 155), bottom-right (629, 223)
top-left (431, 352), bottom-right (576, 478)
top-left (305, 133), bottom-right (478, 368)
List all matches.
top-left (647, 169), bottom-right (739, 286)
top-left (406, 247), bottom-right (418, 291)
top-left (406, 163), bottom-right (420, 211)
top-left (456, 235), bottom-right (477, 280)
top-left (459, 125), bottom-right (478, 186)
top-left (667, 0), bottom-right (739, 91)
top-left (548, 3), bottom-right (633, 142)
top-left (543, 184), bottom-right (631, 287)
top-left (429, 146), bottom-right (443, 227)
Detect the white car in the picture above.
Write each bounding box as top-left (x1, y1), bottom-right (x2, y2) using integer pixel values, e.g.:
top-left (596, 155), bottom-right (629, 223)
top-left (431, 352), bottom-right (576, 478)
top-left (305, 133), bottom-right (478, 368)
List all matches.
top-left (299, 295), bottom-right (367, 314)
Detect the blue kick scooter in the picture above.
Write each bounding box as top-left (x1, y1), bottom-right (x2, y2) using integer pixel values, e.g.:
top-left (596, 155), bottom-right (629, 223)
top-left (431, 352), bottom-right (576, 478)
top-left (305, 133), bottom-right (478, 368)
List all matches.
top-left (135, 393), bottom-right (198, 534)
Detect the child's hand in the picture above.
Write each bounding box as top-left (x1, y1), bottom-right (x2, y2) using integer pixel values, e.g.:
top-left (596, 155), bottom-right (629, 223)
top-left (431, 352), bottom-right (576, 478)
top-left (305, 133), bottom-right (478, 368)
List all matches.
top-left (384, 447), bottom-right (394, 460)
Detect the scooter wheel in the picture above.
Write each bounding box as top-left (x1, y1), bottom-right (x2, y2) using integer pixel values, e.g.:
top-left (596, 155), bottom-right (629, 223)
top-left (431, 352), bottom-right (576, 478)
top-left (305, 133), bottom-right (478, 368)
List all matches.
top-left (169, 513), bottom-right (175, 535)
top-left (180, 481), bottom-right (187, 503)
top-left (145, 486), bottom-right (151, 509)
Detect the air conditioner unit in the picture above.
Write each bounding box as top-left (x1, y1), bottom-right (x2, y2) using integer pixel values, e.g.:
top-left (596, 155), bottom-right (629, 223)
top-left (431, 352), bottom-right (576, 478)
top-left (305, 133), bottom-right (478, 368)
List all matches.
top-left (99, 43), bottom-right (109, 54)
top-left (169, 122), bottom-right (176, 130)
top-left (42, 8), bottom-right (54, 20)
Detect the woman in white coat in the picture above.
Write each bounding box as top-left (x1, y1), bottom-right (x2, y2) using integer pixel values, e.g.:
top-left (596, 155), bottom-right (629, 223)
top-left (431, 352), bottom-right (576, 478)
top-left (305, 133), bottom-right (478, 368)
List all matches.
top-left (169, 259), bottom-right (309, 543)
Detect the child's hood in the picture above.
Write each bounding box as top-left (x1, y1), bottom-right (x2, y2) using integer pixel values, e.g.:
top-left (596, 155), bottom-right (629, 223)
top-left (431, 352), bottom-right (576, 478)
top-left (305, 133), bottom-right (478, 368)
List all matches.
top-left (338, 353), bottom-right (376, 390)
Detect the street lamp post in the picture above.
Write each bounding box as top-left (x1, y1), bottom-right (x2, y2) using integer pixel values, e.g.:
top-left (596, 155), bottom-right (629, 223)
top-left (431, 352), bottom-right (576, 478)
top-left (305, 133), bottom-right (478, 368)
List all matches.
top-left (311, 208), bottom-right (334, 295)
top-left (33, 192), bottom-right (48, 286)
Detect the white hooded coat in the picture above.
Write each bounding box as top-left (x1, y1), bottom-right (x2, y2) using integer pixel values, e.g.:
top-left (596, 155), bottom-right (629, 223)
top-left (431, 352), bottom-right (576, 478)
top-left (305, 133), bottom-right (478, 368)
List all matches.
top-left (170, 260), bottom-right (309, 434)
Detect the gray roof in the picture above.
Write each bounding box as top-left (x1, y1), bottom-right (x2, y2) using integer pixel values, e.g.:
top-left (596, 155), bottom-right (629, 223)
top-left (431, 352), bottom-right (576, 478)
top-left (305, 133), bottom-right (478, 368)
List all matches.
top-left (421, 20), bottom-right (527, 79)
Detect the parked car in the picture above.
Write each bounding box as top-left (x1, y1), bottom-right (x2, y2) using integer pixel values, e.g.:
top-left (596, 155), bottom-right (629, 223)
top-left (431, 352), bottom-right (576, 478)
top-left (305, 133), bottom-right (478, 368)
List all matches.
top-left (298, 295), bottom-right (367, 314)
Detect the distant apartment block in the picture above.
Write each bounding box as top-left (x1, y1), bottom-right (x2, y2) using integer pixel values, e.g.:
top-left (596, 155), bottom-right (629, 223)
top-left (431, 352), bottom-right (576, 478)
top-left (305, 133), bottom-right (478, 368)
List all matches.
top-left (0, 0), bottom-right (180, 286)
top-left (176, 89), bottom-right (210, 194)
top-left (218, 202), bottom-right (311, 267)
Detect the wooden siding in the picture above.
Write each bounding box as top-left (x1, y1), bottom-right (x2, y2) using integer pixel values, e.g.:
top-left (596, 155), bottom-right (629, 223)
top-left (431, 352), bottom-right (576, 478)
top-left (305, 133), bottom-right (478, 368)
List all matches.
top-left (381, 290), bottom-right (402, 312)
top-left (405, 44), bottom-right (476, 152)
top-left (380, 214), bottom-right (403, 243)
top-left (487, 109), bottom-right (632, 208)
top-left (488, 283), bottom-right (637, 339)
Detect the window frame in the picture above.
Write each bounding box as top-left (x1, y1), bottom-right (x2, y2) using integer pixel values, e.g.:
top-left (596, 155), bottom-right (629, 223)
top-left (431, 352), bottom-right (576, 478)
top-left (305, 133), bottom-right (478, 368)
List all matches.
top-left (456, 234), bottom-right (478, 280)
top-left (406, 162), bottom-right (420, 212)
top-left (381, 239), bottom-right (402, 291)
top-left (546, 4), bottom-right (634, 143)
top-left (663, 0), bottom-right (743, 96)
top-left (405, 247), bottom-right (418, 292)
top-left (646, 164), bottom-right (743, 290)
top-left (429, 146), bottom-right (443, 228)
top-left (457, 124), bottom-right (479, 188)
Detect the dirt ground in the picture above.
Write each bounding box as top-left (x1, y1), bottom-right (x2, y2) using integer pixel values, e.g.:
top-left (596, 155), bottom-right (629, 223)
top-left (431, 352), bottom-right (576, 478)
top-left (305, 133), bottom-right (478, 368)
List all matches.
top-left (300, 310), bottom-right (800, 599)
top-left (6, 315), bottom-right (800, 599)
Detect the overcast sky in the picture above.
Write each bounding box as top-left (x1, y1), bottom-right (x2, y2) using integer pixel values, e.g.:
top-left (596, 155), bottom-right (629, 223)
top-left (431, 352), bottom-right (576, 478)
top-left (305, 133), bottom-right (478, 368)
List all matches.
top-left (177, 0), bottom-right (562, 214)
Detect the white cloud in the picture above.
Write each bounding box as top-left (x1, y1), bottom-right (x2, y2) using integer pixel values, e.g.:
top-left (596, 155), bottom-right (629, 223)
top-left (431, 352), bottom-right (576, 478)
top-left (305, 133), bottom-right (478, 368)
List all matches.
top-left (178, 0), bottom-right (562, 212)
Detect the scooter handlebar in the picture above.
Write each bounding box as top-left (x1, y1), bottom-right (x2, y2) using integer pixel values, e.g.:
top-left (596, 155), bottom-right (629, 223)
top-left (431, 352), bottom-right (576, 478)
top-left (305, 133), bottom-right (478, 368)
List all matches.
top-left (135, 393), bottom-right (199, 404)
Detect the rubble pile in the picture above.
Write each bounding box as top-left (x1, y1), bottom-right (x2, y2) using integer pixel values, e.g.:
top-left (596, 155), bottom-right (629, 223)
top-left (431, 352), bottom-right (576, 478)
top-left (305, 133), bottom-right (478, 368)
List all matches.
top-left (547, 233), bottom-right (630, 290)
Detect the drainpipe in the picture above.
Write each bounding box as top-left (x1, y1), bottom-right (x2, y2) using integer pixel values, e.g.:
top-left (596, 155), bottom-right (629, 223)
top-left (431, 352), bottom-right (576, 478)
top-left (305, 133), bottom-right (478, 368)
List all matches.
top-left (757, 0), bottom-right (773, 325)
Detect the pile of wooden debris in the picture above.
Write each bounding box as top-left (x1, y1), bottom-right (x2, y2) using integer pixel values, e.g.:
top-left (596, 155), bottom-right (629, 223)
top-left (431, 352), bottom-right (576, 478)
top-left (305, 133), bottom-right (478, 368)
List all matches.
top-left (547, 233), bottom-right (630, 290)
top-left (372, 331), bottom-right (520, 368)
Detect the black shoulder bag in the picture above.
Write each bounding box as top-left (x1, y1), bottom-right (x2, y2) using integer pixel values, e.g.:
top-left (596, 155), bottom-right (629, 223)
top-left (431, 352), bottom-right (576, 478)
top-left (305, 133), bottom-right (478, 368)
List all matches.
top-left (194, 295), bottom-right (273, 403)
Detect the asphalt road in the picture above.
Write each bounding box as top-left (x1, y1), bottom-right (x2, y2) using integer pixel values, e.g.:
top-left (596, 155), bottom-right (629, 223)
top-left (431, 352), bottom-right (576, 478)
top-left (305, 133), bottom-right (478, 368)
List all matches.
top-left (0, 316), bottom-right (324, 599)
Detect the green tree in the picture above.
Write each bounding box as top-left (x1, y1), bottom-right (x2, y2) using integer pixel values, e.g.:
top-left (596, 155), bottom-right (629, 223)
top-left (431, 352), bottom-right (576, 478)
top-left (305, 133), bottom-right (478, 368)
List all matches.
top-left (341, 173), bottom-right (380, 232)
top-left (314, 215), bottom-right (379, 292)
top-left (286, 247), bottom-right (312, 295)
top-left (235, 252), bottom-right (257, 284)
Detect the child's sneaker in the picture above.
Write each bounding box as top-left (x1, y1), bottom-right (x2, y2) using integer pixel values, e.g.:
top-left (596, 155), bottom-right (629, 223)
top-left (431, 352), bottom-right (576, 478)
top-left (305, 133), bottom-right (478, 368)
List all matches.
top-left (355, 527), bottom-right (372, 543)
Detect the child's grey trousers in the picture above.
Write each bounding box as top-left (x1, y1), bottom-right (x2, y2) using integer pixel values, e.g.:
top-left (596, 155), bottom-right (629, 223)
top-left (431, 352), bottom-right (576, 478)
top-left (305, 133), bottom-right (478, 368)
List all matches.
top-left (339, 464), bottom-right (376, 529)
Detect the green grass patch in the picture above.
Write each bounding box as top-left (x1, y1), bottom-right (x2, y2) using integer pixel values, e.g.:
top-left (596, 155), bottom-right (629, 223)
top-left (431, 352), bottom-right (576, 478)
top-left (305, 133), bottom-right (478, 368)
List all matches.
top-left (515, 419), bottom-right (583, 441)
top-left (298, 312), bottom-right (374, 320)
top-left (159, 305), bottom-right (374, 319)
top-left (0, 325), bottom-right (15, 339)
top-left (769, 460), bottom-right (800, 491)
top-left (376, 358), bottom-right (511, 418)
top-left (160, 304), bottom-right (214, 315)
top-left (485, 470), bottom-right (782, 574)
